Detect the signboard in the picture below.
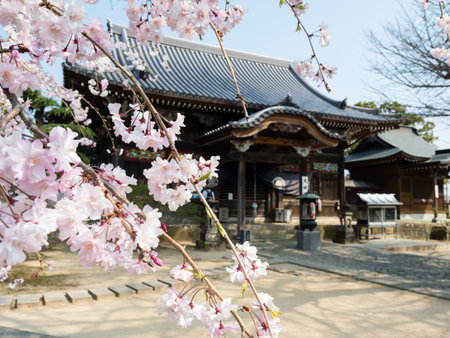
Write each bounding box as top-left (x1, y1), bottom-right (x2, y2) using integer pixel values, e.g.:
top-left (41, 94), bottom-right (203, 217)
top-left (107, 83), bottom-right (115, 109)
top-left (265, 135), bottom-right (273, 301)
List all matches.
top-left (301, 176), bottom-right (309, 194)
top-left (123, 147), bottom-right (166, 162)
top-left (312, 162), bottom-right (338, 173)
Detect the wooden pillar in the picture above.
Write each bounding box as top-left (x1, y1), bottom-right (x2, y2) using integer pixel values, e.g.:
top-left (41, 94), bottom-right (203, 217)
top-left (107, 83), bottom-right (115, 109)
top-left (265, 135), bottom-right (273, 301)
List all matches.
top-left (237, 154), bottom-right (246, 235)
top-left (433, 170), bottom-right (438, 220)
top-left (298, 156), bottom-right (308, 221)
top-left (338, 142), bottom-right (346, 205)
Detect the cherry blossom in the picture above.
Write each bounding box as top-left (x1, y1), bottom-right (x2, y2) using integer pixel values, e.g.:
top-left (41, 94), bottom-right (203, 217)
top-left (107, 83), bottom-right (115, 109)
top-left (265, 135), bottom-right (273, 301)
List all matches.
top-left (0, 266), bottom-right (11, 282)
top-left (171, 263), bottom-right (194, 282)
top-left (227, 242), bottom-right (269, 283)
top-left (318, 24), bottom-right (331, 47)
top-left (9, 278), bottom-right (24, 289)
top-left (156, 286), bottom-right (197, 328)
top-left (292, 60), bottom-right (315, 78)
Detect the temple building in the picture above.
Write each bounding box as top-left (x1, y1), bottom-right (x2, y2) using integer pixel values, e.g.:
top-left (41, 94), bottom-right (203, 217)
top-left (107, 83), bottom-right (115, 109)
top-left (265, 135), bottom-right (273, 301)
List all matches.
top-left (346, 126), bottom-right (450, 220)
top-left (63, 21), bottom-right (399, 233)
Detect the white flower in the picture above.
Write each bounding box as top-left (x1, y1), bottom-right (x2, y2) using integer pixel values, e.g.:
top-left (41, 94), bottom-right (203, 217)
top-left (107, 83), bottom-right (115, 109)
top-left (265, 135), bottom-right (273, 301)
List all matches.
top-left (170, 263), bottom-right (194, 282)
top-left (0, 266), bottom-right (11, 282)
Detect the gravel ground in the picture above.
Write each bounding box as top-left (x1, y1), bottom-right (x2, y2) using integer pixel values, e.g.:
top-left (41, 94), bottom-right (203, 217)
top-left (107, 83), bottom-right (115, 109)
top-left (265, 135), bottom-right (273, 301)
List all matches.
top-left (257, 239), bottom-right (450, 300)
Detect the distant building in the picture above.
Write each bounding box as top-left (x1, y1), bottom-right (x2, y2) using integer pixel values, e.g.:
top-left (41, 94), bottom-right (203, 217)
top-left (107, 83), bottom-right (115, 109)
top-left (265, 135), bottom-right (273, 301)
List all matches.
top-left (346, 126), bottom-right (450, 220)
top-left (63, 21), bottom-right (398, 230)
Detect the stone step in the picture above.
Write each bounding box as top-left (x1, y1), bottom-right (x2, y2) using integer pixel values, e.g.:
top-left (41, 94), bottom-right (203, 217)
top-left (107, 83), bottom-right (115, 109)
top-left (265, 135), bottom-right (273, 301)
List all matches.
top-left (0, 295), bottom-right (14, 309)
top-left (250, 230), bottom-right (297, 241)
top-left (142, 280), bottom-right (167, 291)
top-left (242, 224), bottom-right (297, 231)
top-left (108, 285), bottom-right (137, 297)
top-left (15, 294), bottom-right (43, 308)
top-left (43, 291), bottom-right (69, 306)
top-left (249, 229), bottom-right (297, 236)
top-left (88, 287), bottom-right (116, 300)
top-left (66, 289), bottom-right (93, 303)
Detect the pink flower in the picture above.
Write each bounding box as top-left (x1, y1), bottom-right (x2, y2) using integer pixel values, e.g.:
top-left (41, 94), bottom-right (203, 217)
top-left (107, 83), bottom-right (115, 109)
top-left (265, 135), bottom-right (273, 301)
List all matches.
top-left (48, 127), bottom-right (81, 171)
top-left (157, 287), bottom-right (195, 328)
top-left (431, 47), bottom-right (447, 59)
top-left (9, 138), bottom-right (53, 183)
top-left (0, 266), bottom-right (11, 282)
top-left (292, 60), bottom-right (314, 78)
top-left (318, 24), bottom-right (331, 47)
top-left (170, 263), bottom-right (193, 282)
top-left (150, 251), bottom-right (163, 267)
top-left (11, 49), bottom-right (19, 59)
top-left (72, 183), bottom-right (113, 220)
top-left (321, 64), bottom-right (338, 79)
top-left (9, 278), bottom-right (24, 289)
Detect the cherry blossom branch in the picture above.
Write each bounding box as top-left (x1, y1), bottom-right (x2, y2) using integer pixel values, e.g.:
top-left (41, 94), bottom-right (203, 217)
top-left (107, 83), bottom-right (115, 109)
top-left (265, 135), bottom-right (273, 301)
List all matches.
top-left (209, 22), bottom-right (249, 120)
top-left (191, 182), bottom-right (274, 337)
top-left (80, 96), bottom-right (117, 152)
top-left (287, 4), bottom-right (330, 92)
top-left (81, 32), bottom-right (272, 337)
top-left (0, 101), bottom-right (21, 136)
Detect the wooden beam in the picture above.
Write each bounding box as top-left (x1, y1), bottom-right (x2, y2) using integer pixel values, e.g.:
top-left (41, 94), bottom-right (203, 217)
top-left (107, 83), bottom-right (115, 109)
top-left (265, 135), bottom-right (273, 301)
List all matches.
top-left (230, 115), bottom-right (340, 147)
top-left (228, 151), bottom-right (304, 164)
top-left (251, 136), bottom-right (316, 148)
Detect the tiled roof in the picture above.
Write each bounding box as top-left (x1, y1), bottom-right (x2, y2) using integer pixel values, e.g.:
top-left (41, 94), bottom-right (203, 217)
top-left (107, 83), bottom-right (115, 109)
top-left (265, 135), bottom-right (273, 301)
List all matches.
top-left (377, 127), bottom-right (436, 158)
top-left (346, 148), bottom-right (401, 164)
top-left (426, 149), bottom-right (450, 165)
top-left (63, 21), bottom-right (396, 124)
top-left (346, 127), bottom-right (438, 164)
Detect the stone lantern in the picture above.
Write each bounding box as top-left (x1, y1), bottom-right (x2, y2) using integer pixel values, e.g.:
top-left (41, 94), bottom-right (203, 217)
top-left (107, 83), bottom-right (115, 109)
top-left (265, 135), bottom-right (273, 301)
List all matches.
top-left (296, 191), bottom-right (321, 250)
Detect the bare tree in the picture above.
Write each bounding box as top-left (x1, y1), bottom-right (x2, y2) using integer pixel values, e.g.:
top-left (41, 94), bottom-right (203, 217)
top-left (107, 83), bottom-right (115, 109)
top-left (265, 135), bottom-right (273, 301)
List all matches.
top-left (367, 1), bottom-right (450, 117)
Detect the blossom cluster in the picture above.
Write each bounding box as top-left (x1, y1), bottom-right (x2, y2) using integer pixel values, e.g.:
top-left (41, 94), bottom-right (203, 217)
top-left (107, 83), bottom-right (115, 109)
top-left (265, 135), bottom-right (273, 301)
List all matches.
top-left (251, 293), bottom-right (282, 337)
top-left (290, 0), bottom-right (309, 16)
top-left (226, 242), bottom-right (269, 283)
top-left (156, 278), bottom-right (281, 337)
top-left (125, 0), bottom-right (247, 43)
top-left (0, 0), bottom-right (113, 86)
top-left (0, 125), bottom-right (166, 275)
top-left (88, 78), bottom-right (109, 97)
top-left (432, 14), bottom-right (450, 65)
top-left (144, 155), bottom-right (220, 211)
top-left (108, 102), bottom-right (185, 151)
top-left (419, 0), bottom-right (450, 65)
top-left (292, 60), bottom-right (337, 83)
top-left (157, 287), bottom-right (240, 336)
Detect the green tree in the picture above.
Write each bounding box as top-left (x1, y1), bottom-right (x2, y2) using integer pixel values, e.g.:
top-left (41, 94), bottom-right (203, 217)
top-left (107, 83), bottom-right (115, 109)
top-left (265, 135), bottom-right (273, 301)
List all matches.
top-left (355, 100), bottom-right (436, 143)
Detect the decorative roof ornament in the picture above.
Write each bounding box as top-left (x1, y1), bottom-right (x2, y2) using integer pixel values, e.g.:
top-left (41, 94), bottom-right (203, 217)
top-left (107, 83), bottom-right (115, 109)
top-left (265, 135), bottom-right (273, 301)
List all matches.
top-left (231, 140), bottom-right (253, 152)
top-left (293, 146), bottom-right (311, 157)
top-left (277, 94), bottom-right (300, 108)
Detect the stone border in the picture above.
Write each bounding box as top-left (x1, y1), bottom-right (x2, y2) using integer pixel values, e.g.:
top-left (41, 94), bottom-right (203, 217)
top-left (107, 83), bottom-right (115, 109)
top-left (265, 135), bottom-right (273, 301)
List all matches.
top-left (0, 262), bottom-right (290, 310)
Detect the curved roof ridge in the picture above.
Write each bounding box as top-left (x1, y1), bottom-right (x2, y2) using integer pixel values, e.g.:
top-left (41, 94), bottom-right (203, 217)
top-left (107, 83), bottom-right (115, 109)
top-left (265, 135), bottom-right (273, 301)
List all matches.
top-left (348, 105), bottom-right (379, 114)
top-left (202, 105), bottom-right (346, 141)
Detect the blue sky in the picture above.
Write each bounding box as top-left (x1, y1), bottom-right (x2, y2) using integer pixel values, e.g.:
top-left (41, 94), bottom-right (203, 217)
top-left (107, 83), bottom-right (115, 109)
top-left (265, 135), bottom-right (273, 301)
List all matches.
top-left (68, 0), bottom-right (450, 148)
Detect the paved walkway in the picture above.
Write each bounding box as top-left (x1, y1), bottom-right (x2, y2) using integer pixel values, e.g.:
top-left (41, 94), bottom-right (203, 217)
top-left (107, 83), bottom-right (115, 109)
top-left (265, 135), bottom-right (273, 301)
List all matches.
top-left (258, 239), bottom-right (450, 300)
